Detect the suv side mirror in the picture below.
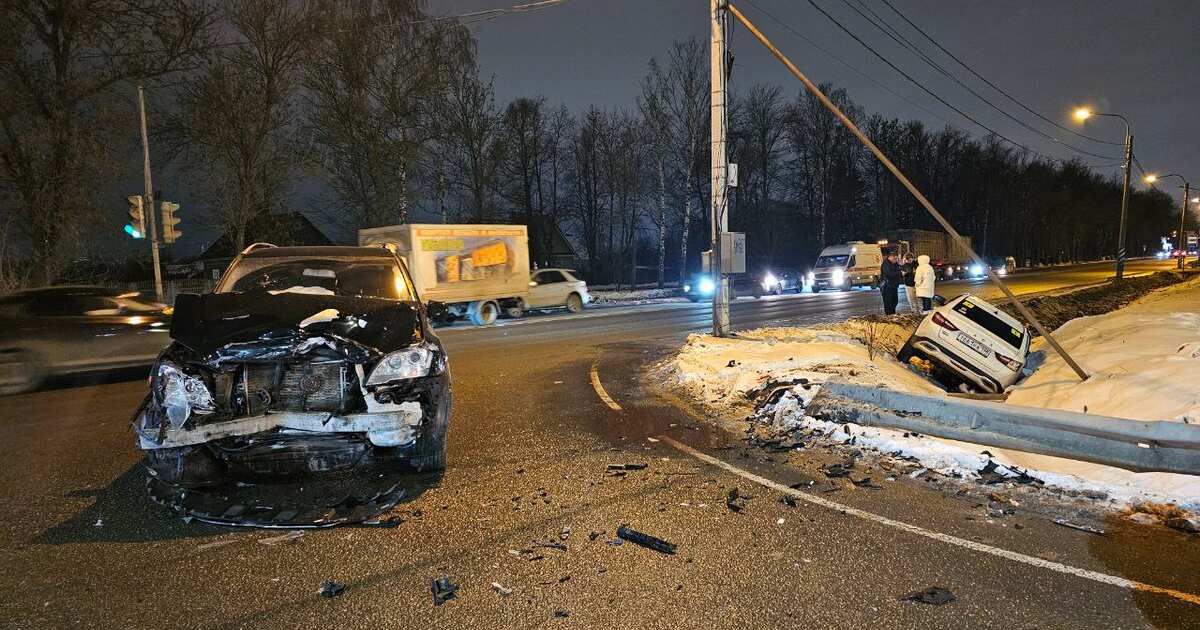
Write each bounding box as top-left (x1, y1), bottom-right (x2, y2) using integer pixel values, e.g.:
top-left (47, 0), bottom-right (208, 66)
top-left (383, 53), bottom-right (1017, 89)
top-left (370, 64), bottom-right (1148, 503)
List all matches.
top-left (425, 300), bottom-right (449, 322)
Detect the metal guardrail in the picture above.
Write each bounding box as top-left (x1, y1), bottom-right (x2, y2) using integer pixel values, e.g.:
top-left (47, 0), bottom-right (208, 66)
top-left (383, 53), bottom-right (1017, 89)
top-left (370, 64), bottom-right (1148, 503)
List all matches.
top-left (806, 380), bottom-right (1200, 475)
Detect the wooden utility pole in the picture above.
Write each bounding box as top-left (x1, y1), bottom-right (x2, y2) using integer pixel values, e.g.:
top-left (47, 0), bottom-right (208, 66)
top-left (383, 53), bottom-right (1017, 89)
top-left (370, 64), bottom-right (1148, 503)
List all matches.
top-left (138, 85), bottom-right (164, 303)
top-left (710, 0), bottom-right (731, 336)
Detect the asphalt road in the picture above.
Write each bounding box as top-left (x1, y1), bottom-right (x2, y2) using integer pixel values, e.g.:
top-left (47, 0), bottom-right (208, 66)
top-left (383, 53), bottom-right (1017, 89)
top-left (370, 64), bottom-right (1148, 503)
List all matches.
top-left (2, 257), bottom-right (1196, 629)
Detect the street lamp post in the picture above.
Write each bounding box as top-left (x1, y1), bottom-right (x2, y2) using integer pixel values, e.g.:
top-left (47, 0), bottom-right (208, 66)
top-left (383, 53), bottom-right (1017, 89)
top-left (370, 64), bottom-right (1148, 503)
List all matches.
top-left (1145, 173), bottom-right (1195, 268)
top-left (1074, 108), bottom-right (1133, 279)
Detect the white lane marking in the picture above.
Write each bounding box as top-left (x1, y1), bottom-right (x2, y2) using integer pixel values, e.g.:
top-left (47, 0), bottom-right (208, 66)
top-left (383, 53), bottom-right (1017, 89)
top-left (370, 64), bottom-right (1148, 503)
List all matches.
top-left (589, 361), bottom-right (623, 413)
top-left (659, 435), bottom-right (1200, 607)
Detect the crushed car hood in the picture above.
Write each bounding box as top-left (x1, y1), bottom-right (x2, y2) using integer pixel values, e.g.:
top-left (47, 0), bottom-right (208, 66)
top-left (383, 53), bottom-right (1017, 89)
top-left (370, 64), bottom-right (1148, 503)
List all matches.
top-left (170, 292), bottom-right (424, 358)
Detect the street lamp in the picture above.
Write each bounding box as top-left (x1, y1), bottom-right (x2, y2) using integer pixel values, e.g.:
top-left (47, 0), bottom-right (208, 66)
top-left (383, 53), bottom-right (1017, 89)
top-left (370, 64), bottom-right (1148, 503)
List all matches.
top-left (1074, 107), bottom-right (1134, 279)
top-left (1145, 172), bottom-right (1194, 267)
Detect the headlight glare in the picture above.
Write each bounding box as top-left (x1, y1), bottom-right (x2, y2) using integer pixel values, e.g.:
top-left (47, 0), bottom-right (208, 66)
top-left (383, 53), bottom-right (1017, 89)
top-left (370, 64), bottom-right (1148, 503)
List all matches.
top-left (699, 278), bottom-right (716, 294)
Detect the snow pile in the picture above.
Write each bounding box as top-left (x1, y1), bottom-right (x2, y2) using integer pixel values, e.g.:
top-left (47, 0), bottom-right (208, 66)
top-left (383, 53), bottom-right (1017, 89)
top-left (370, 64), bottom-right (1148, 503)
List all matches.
top-left (1007, 278), bottom-right (1200, 423)
top-left (668, 325), bottom-right (942, 413)
top-left (589, 288), bottom-right (683, 304)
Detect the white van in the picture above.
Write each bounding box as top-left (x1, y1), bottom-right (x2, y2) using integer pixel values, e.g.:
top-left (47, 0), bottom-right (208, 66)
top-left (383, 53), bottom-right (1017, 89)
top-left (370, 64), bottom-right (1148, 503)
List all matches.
top-left (809, 242), bottom-right (884, 292)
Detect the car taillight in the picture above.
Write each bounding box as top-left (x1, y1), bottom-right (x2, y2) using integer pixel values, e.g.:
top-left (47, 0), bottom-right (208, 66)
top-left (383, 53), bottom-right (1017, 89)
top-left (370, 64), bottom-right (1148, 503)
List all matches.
top-left (931, 312), bottom-right (958, 331)
top-left (994, 350), bottom-right (1021, 372)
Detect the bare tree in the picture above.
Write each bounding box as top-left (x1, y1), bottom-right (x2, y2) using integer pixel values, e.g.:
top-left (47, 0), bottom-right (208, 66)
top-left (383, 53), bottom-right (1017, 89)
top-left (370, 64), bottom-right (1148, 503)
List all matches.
top-left (662, 39), bottom-right (707, 283)
top-left (439, 67), bottom-right (503, 222)
top-left (0, 0), bottom-right (214, 284)
top-left (172, 1), bottom-right (316, 253)
top-left (304, 0), bottom-right (472, 229)
top-left (639, 57), bottom-right (671, 287)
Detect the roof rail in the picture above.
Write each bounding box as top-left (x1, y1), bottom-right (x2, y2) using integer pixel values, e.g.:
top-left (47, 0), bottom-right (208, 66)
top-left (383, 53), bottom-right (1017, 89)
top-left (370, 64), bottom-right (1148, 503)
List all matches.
top-left (241, 242), bottom-right (278, 255)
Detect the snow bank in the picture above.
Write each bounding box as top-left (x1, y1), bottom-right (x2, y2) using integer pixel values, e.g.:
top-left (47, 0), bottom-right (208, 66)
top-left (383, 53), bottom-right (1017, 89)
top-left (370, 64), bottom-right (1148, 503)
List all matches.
top-left (588, 288), bottom-right (684, 305)
top-left (668, 324), bottom-right (941, 412)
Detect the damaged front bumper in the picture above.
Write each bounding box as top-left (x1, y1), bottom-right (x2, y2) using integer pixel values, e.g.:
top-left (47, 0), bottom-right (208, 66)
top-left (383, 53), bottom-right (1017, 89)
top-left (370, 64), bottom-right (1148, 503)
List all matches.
top-left (135, 403), bottom-right (423, 450)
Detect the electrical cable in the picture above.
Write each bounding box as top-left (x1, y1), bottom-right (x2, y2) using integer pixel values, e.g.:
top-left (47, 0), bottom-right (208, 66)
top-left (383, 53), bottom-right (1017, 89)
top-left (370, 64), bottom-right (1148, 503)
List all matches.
top-left (878, 0), bottom-right (1123, 147)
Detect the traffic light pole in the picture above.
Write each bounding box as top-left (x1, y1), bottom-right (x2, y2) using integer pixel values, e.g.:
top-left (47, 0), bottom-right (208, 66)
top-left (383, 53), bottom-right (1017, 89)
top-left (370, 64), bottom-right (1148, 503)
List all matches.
top-left (709, 0), bottom-right (731, 337)
top-left (138, 85), bottom-right (164, 303)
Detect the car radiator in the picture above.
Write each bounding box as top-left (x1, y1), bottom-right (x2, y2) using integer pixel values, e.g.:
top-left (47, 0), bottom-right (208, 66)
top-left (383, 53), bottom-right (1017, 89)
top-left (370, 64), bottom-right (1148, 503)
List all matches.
top-left (224, 360), bottom-right (355, 414)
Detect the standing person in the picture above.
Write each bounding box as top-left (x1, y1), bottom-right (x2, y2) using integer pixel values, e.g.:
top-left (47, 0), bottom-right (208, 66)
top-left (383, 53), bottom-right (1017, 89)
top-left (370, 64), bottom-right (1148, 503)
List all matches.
top-left (914, 254), bottom-right (936, 312)
top-left (879, 252), bottom-right (902, 315)
top-left (902, 255), bottom-right (920, 313)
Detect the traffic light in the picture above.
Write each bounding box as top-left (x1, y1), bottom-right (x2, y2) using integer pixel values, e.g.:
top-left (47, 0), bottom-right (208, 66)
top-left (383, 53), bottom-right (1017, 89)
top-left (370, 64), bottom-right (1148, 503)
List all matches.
top-left (160, 201), bottom-right (182, 244)
top-left (125, 195), bottom-right (145, 238)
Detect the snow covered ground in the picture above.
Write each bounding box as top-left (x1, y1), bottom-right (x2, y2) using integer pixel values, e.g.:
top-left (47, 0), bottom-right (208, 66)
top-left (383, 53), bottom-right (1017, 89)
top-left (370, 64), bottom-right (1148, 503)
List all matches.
top-left (588, 288), bottom-right (685, 305)
top-left (666, 277), bottom-right (1200, 511)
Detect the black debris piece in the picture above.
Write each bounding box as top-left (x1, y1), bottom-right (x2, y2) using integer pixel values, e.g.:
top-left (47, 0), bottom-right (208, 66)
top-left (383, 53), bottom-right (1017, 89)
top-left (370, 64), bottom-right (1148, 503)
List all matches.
top-left (533, 541), bottom-right (568, 552)
top-left (606, 538), bottom-right (624, 546)
top-left (360, 516), bottom-right (403, 528)
top-left (606, 463), bottom-right (648, 471)
top-left (726, 360), bottom-right (738, 367)
top-left (589, 530), bottom-right (604, 541)
top-left (1053, 519), bottom-right (1105, 535)
top-left (616, 524), bottom-right (677, 555)
top-left (779, 494), bottom-right (798, 508)
top-left (431, 576), bottom-right (459, 606)
top-left (726, 487), bottom-right (748, 512)
top-left (1166, 517), bottom-right (1200, 534)
top-left (977, 460), bottom-right (1043, 486)
top-left (554, 610), bottom-right (570, 618)
top-left (820, 461), bottom-right (854, 478)
top-left (318, 580), bottom-right (346, 598)
top-left (851, 477), bottom-right (881, 489)
top-left (902, 586), bottom-right (956, 605)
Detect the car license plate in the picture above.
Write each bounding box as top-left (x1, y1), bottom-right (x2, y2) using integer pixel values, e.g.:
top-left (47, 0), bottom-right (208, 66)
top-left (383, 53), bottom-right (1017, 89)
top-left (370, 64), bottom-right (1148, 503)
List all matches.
top-left (957, 332), bottom-right (989, 357)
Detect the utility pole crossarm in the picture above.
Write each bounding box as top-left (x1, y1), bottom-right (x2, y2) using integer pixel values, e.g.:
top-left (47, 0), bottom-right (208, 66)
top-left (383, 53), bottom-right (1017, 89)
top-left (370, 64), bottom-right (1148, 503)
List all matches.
top-left (724, 2), bottom-right (1089, 382)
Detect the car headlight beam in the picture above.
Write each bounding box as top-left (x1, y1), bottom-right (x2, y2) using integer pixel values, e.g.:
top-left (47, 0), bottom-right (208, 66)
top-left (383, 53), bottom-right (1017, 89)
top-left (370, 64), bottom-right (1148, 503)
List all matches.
top-left (699, 278), bottom-right (716, 294)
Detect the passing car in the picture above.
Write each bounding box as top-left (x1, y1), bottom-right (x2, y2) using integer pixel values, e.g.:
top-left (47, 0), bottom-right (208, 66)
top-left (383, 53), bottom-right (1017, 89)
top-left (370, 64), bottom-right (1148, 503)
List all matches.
top-left (0, 286), bottom-right (171, 394)
top-left (515, 268), bottom-right (589, 316)
top-left (897, 294), bottom-right (1029, 394)
top-left (757, 267), bottom-right (804, 295)
top-left (132, 244), bottom-right (451, 523)
top-left (682, 272), bottom-right (742, 302)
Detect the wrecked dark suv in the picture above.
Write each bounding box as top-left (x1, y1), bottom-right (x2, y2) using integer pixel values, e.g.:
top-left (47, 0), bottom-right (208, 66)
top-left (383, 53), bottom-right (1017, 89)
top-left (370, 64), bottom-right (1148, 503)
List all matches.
top-left (133, 244), bottom-right (450, 505)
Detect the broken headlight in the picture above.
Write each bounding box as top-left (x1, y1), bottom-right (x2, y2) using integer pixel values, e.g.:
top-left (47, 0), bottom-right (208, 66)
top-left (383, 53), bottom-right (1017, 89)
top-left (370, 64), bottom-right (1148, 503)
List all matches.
top-left (157, 361), bottom-right (216, 429)
top-left (366, 343), bottom-right (436, 386)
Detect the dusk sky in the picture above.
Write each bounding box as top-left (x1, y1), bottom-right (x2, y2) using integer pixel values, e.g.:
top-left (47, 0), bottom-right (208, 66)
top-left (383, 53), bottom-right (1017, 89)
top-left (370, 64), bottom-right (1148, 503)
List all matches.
top-left (446, 0), bottom-right (1199, 196)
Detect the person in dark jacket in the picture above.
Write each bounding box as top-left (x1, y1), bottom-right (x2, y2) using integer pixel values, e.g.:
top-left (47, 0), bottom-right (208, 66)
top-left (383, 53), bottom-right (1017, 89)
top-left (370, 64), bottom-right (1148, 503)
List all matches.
top-left (879, 252), bottom-right (902, 315)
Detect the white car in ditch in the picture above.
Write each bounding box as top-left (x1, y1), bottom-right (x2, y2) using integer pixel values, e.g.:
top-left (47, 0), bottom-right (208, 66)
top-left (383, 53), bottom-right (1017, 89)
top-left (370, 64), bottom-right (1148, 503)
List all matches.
top-left (897, 294), bottom-right (1030, 394)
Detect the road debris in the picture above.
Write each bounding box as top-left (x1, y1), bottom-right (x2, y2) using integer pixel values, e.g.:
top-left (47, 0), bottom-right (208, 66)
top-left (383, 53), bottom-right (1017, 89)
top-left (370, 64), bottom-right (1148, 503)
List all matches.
top-left (779, 494), bottom-right (798, 508)
top-left (726, 487), bottom-right (750, 512)
top-left (490, 582), bottom-right (513, 597)
top-left (977, 459), bottom-right (1043, 486)
top-left (1166, 517), bottom-right (1200, 534)
top-left (258, 530), bottom-right (304, 546)
top-left (589, 530), bottom-right (604, 541)
top-left (431, 576), bottom-right (459, 606)
top-left (1053, 519), bottom-right (1105, 535)
top-left (850, 477), bottom-right (881, 489)
top-left (616, 524), bottom-right (677, 555)
top-left (559, 525), bottom-right (572, 540)
top-left (361, 516), bottom-right (404, 528)
top-left (318, 580), bottom-right (346, 598)
top-left (554, 610), bottom-right (570, 618)
top-left (901, 586), bottom-right (956, 605)
top-left (820, 460), bottom-right (855, 478)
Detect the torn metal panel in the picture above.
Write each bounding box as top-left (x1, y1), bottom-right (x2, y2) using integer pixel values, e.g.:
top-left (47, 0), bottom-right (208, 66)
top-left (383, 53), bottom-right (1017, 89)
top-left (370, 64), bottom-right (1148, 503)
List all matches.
top-left (137, 403), bottom-right (422, 449)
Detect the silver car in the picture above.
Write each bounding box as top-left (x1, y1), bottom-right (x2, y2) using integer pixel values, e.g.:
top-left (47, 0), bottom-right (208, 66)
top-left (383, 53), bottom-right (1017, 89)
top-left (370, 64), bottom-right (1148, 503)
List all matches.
top-left (0, 286), bottom-right (171, 394)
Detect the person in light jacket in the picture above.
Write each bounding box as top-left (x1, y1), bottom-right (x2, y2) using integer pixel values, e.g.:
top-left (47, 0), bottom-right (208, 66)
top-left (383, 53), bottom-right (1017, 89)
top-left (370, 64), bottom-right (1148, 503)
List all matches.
top-left (914, 254), bottom-right (936, 312)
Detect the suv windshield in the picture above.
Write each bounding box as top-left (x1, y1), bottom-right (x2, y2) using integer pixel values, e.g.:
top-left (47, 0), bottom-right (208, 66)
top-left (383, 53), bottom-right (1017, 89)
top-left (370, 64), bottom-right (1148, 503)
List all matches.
top-left (953, 298), bottom-right (1025, 349)
top-left (217, 256), bottom-right (414, 301)
top-left (815, 255), bottom-right (849, 268)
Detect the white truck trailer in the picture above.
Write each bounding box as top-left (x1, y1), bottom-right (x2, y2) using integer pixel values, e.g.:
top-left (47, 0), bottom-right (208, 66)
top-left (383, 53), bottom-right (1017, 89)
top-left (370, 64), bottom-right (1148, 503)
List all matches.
top-left (359, 224), bottom-right (530, 326)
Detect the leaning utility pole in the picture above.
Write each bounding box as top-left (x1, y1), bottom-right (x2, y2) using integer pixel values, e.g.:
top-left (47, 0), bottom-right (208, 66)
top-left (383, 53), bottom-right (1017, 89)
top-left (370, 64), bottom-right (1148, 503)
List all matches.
top-left (138, 86), bottom-right (164, 303)
top-left (709, 0), bottom-right (731, 337)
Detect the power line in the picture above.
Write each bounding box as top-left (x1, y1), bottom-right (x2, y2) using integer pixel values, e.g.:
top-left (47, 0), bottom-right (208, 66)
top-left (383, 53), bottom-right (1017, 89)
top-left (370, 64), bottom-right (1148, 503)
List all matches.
top-left (741, 0), bottom-right (951, 125)
top-left (799, 0), bottom-right (1059, 159)
top-left (839, 0), bottom-right (1121, 161)
top-left (877, 0), bottom-right (1123, 147)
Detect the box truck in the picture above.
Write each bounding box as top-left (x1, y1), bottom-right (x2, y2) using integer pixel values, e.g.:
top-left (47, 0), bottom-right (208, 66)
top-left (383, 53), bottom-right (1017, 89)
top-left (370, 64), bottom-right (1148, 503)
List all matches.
top-left (359, 224), bottom-right (530, 326)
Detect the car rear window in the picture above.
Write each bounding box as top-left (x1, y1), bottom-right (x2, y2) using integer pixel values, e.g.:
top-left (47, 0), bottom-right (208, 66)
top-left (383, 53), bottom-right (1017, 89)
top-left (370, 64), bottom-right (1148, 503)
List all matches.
top-left (952, 299), bottom-right (1025, 349)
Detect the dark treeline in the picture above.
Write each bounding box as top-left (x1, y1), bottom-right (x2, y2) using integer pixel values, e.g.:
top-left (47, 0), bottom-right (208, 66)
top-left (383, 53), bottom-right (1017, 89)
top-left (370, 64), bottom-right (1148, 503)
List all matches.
top-left (0, 1), bottom-right (1181, 289)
